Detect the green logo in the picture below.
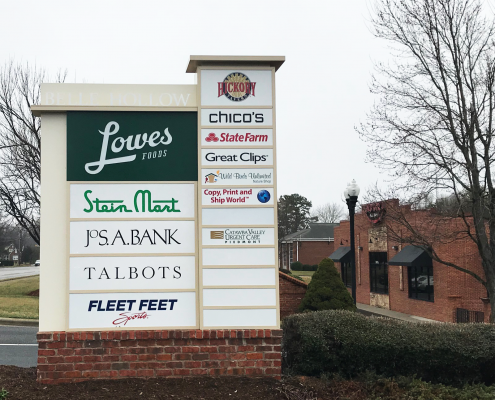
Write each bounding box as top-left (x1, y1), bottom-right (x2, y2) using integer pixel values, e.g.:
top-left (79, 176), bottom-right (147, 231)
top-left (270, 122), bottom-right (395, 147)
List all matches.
top-left (83, 189), bottom-right (180, 214)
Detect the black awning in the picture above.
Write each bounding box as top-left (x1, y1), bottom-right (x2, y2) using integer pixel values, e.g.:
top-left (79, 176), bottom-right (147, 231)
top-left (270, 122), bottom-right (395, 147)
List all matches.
top-left (388, 245), bottom-right (432, 267)
top-left (329, 246), bottom-right (351, 262)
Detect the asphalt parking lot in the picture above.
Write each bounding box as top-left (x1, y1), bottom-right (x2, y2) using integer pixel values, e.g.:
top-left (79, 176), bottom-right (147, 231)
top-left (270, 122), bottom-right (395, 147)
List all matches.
top-left (0, 325), bottom-right (38, 367)
top-left (0, 266), bottom-right (40, 281)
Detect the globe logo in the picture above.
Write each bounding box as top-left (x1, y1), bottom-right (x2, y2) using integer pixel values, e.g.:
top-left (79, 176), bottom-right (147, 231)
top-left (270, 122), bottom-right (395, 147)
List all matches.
top-left (257, 190), bottom-right (271, 203)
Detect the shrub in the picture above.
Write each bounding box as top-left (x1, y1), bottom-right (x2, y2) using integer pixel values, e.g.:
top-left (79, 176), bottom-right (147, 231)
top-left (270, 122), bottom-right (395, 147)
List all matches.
top-left (0, 260), bottom-right (14, 267)
top-left (282, 310), bottom-right (495, 385)
top-left (298, 258), bottom-right (355, 312)
top-left (279, 268), bottom-right (305, 282)
top-left (290, 261), bottom-right (303, 270)
top-left (279, 268), bottom-right (291, 275)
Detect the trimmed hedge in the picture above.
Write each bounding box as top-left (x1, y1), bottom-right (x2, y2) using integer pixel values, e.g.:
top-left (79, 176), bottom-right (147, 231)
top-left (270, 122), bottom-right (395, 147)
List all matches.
top-left (282, 310), bottom-right (495, 385)
top-left (290, 262), bottom-right (318, 271)
top-left (0, 260), bottom-right (14, 266)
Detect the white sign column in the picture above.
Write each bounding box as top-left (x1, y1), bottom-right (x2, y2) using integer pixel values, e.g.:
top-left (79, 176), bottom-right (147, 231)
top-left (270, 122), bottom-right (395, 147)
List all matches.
top-left (198, 68), bottom-right (279, 328)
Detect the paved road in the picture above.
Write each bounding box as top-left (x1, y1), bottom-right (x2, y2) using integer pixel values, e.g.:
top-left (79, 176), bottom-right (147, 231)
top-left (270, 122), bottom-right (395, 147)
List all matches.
top-left (0, 325), bottom-right (38, 367)
top-left (0, 266), bottom-right (39, 281)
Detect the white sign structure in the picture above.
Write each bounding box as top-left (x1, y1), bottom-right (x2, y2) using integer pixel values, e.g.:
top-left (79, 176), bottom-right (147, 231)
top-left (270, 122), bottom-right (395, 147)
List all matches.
top-left (36, 56), bottom-right (283, 333)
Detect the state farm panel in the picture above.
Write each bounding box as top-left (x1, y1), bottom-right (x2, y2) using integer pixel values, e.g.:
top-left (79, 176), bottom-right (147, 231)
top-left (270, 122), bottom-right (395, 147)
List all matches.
top-left (201, 129), bottom-right (273, 146)
top-left (69, 220), bottom-right (195, 254)
top-left (202, 228), bottom-right (275, 246)
top-left (70, 183), bottom-right (195, 219)
top-left (202, 188), bottom-right (274, 206)
top-left (69, 292), bottom-right (196, 329)
top-left (201, 149), bottom-right (273, 166)
top-left (202, 168), bottom-right (273, 186)
top-left (69, 256), bottom-right (196, 291)
top-left (201, 109), bottom-right (272, 126)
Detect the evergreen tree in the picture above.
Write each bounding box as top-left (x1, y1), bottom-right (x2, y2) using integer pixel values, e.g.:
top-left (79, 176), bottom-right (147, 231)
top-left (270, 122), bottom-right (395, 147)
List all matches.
top-left (299, 258), bottom-right (356, 312)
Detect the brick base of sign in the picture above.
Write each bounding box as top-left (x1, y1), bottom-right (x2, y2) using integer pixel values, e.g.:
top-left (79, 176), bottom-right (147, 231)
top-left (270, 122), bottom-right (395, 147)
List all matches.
top-left (37, 329), bottom-right (282, 384)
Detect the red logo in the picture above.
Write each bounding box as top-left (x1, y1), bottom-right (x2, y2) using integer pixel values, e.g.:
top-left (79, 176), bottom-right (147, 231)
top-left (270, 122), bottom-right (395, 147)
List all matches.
top-left (363, 202), bottom-right (386, 224)
top-left (217, 72), bottom-right (256, 102)
top-left (205, 133), bottom-right (219, 142)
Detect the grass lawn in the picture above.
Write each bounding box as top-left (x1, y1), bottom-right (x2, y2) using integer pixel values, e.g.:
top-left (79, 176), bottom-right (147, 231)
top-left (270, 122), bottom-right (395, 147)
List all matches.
top-left (291, 270), bottom-right (315, 284)
top-left (0, 276), bottom-right (39, 319)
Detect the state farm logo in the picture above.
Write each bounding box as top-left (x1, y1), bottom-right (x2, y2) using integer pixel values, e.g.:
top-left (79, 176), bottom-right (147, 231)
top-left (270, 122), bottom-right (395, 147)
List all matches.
top-left (205, 132), bottom-right (268, 143)
top-left (205, 133), bottom-right (219, 142)
top-left (217, 72), bottom-right (256, 102)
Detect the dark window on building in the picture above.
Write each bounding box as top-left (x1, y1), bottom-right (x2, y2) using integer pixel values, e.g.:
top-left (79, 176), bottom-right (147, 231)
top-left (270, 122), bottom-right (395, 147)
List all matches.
top-left (369, 252), bottom-right (388, 294)
top-left (408, 265), bottom-right (434, 302)
top-left (341, 262), bottom-right (352, 288)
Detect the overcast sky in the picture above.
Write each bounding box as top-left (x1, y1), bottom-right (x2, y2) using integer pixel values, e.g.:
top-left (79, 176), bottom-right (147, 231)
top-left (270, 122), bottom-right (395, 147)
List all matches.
top-left (1, 0), bottom-right (390, 211)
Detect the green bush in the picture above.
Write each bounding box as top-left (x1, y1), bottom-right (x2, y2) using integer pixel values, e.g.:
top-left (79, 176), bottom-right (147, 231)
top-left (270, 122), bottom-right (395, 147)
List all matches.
top-left (290, 261), bottom-right (303, 270)
top-left (298, 258), bottom-right (355, 312)
top-left (279, 268), bottom-right (305, 282)
top-left (282, 310), bottom-right (495, 385)
top-left (279, 268), bottom-right (291, 275)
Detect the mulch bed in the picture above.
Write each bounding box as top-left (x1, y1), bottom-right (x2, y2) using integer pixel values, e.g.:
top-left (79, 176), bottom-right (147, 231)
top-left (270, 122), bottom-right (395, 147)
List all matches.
top-left (27, 289), bottom-right (39, 297)
top-left (0, 366), bottom-right (370, 400)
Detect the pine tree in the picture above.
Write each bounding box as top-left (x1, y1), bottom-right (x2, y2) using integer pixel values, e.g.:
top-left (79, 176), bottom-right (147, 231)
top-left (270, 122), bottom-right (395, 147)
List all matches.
top-left (299, 258), bottom-right (356, 312)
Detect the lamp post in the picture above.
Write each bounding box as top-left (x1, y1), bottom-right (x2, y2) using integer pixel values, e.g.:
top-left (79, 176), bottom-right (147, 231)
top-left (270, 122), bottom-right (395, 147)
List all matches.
top-left (344, 179), bottom-right (360, 305)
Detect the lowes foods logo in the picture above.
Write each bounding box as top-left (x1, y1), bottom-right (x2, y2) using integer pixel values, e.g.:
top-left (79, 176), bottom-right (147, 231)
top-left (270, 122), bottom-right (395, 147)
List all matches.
top-left (84, 121), bottom-right (173, 175)
top-left (217, 72), bottom-right (256, 102)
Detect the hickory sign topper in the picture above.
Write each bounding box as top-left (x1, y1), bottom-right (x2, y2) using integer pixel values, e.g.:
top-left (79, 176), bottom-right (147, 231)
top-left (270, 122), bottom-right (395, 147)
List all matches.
top-left (67, 112), bottom-right (197, 181)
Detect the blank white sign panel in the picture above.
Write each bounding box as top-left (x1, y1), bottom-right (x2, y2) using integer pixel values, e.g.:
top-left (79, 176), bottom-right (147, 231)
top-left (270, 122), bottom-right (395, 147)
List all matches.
top-left (203, 289), bottom-right (276, 307)
top-left (202, 208), bottom-right (274, 226)
top-left (70, 256), bottom-right (196, 291)
top-left (203, 268), bottom-right (276, 286)
top-left (202, 248), bottom-right (275, 266)
top-left (203, 309), bottom-right (277, 327)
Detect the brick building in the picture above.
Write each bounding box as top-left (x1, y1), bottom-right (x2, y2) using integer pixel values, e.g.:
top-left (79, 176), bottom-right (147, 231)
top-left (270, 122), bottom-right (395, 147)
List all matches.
top-left (279, 223), bottom-right (337, 269)
top-left (330, 200), bottom-right (490, 323)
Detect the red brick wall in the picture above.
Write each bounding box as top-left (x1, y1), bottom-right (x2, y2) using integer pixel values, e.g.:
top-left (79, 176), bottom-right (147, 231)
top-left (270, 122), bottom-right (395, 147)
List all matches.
top-left (293, 241), bottom-right (335, 266)
top-left (37, 329), bottom-right (282, 384)
top-left (333, 208), bottom-right (491, 322)
top-left (279, 272), bottom-right (308, 319)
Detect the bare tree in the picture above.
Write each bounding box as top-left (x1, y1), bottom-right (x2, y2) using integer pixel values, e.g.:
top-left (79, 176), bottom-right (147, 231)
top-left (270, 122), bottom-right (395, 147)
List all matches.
top-left (0, 61), bottom-right (66, 245)
top-left (359, 0), bottom-right (495, 319)
top-left (311, 202), bottom-right (345, 223)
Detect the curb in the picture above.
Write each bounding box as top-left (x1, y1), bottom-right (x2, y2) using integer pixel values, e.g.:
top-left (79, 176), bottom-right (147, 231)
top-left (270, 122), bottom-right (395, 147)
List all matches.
top-left (0, 317), bottom-right (39, 327)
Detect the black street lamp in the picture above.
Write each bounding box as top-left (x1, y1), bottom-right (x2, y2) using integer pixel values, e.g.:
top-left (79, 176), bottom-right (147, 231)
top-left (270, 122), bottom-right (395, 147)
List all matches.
top-left (344, 180), bottom-right (360, 305)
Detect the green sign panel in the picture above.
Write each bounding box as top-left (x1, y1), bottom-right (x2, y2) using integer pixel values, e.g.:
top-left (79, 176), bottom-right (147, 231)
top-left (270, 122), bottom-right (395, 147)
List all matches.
top-left (67, 111), bottom-right (197, 181)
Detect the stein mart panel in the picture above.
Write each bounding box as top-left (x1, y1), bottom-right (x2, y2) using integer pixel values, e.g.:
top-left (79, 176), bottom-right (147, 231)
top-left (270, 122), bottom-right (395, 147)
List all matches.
top-left (202, 168), bottom-right (273, 186)
top-left (202, 248), bottom-right (275, 266)
top-left (69, 256), bottom-right (196, 291)
top-left (202, 268), bottom-right (276, 286)
top-left (202, 208), bottom-right (274, 226)
top-left (70, 183), bottom-right (195, 219)
top-left (69, 220), bottom-right (195, 254)
top-left (203, 309), bottom-right (277, 328)
top-left (201, 129), bottom-right (273, 147)
top-left (202, 188), bottom-right (274, 206)
top-left (201, 109), bottom-right (272, 127)
top-left (69, 292), bottom-right (196, 330)
top-left (67, 112), bottom-right (198, 181)
top-left (200, 70), bottom-right (272, 107)
top-left (202, 227), bottom-right (274, 246)
top-left (203, 288), bottom-right (276, 307)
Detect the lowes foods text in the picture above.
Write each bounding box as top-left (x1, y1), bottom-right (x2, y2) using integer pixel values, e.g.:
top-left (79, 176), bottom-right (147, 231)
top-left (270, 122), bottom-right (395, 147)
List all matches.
top-left (201, 109), bottom-right (272, 126)
top-left (69, 256), bottom-right (196, 291)
top-left (69, 292), bottom-right (196, 329)
top-left (70, 220), bottom-right (195, 254)
top-left (201, 149), bottom-right (273, 166)
top-left (70, 183), bottom-right (195, 219)
top-left (202, 188), bottom-right (274, 206)
top-left (203, 168), bottom-right (273, 185)
top-left (84, 121), bottom-right (173, 175)
top-left (201, 129), bottom-right (273, 146)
